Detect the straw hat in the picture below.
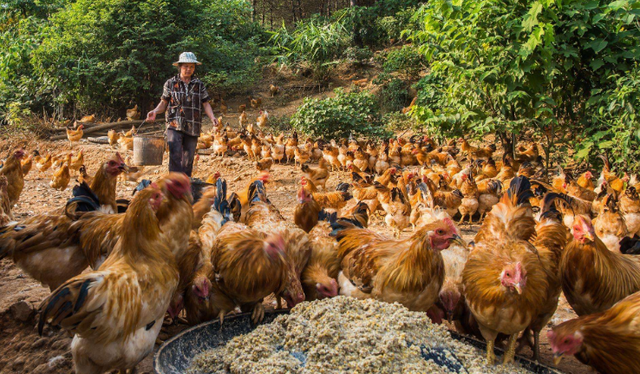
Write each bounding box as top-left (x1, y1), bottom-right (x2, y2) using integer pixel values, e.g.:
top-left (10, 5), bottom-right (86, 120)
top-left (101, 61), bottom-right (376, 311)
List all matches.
top-left (173, 52), bottom-right (202, 66)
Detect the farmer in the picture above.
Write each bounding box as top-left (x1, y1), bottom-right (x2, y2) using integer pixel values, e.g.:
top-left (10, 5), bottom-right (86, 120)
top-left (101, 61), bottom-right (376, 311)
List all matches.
top-left (146, 52), bottom-right (218, 177)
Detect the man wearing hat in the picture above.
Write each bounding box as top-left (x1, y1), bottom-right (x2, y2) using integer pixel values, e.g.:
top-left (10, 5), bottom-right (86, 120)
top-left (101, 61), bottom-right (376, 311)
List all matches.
top-left (146, 52), bottom-right (218, 177)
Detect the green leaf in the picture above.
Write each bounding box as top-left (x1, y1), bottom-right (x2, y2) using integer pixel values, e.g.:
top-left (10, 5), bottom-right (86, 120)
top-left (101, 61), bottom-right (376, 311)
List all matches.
top-left (590, 59), bottom-right (605, 70)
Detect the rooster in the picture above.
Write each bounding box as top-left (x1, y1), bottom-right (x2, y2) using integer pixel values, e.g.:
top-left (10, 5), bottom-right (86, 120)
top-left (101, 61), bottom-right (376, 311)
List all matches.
top-left (463, 177), bottom-right (561, 365)
top-left (38, 186), bottom-right (178, 374)
top-left (0, 149), bottom-right (25, 205)
top-left (548, 290), bottom-right (640, 373)
top-left (336, 216), bottom-right (464, 313)
top-left (294, 184), bottom-right (321, 233)
top-left (560, 214), bottom-right (640, 316)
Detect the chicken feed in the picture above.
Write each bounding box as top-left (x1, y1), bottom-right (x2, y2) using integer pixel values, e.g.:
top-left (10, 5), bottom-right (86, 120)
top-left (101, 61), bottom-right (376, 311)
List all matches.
top-left (187, 296), bottom-right (533, 374)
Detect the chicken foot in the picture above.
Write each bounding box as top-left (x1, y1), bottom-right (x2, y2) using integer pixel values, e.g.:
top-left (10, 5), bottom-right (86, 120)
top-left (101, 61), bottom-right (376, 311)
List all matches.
top-left (251, 303), bottom-right (265, 324)
top-left (486, 339), bottom-right (496, 365)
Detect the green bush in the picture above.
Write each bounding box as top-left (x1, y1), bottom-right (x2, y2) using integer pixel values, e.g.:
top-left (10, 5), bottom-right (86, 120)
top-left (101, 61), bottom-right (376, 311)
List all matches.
top-left (383, 45), bottom-right (425, 78)
top-left (291, 88), bottom-right (389, 139)
top-left (342, 46), bottom-right (373, 66)
top-left (377, 77), bottom-right (409, 113)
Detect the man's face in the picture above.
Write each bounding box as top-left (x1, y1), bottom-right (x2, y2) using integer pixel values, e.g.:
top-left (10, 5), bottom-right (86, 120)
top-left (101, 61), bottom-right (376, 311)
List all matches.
top-left (180, 63), bottom-right (195, 78)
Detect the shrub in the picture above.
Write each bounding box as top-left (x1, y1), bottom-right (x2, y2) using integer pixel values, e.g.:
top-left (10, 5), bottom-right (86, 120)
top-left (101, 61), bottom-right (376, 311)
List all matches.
top-left (382, 45), bottom-right (425, 79)
top-left (291, 88), bottom-right (389, 139)
top-left (342, 46), bottom-right (373, 66)
top-left (377, 77), bottom-right (410, 113)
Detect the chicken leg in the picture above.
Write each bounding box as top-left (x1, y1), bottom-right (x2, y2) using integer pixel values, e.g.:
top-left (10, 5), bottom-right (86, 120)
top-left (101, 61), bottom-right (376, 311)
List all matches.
top-left (486, 339), bottom-right (496, 365)
top-left (503, 333), bottom-right (519, 364)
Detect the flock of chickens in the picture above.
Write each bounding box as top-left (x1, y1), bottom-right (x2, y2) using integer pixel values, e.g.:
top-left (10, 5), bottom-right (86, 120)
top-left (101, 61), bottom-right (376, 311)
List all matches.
top-left (1, 124), bottom-right (640, 374)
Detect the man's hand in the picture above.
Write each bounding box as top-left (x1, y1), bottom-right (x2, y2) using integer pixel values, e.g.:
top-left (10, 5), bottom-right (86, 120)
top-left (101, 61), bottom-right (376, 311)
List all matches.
top-left (146, 110), bottom-right (157, 122)
top-left (213, 116), bottom-right (220, 127)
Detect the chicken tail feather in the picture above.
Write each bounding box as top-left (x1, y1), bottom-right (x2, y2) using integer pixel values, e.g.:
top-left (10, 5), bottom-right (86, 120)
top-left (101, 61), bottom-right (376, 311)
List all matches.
top-left (214, 178), bottom-right (231, 225)
top-left (506, 176), bottom-right (533, 206)
top-left (38, 277), bottom-right (97, 336)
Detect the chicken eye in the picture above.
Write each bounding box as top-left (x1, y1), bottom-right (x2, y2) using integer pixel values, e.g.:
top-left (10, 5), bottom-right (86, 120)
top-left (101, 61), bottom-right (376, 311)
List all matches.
top-left (505, 272), bottom-right (511, 277)
top-left (437, 229), bottom-right (445, 235)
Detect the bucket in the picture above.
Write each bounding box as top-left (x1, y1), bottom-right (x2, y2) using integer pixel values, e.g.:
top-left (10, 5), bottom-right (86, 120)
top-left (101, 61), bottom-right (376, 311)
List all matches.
top-left (133, 135), bottom-right (165, 166)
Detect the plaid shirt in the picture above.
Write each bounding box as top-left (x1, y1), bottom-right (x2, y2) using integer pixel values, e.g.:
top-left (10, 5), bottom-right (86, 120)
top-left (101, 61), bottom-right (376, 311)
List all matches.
top-left (162, 75), bottom-right (210, 136)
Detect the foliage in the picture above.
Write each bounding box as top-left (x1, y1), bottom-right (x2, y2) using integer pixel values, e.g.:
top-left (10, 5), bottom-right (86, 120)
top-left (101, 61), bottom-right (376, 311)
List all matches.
top-left (375, 76), bottom-right (410, 113)
top-left (382, 45), bottom-right (426, 79)
top-left (383, 111), bottom-right (416, 132)
top-left (291, 88), bottom-right (389, 139)
top-left (409, 0), bottom-right (640, 170)
top-left (0, 0), bottom-right (267, 123)
top-left (342, 46), bottom-right (374, 66)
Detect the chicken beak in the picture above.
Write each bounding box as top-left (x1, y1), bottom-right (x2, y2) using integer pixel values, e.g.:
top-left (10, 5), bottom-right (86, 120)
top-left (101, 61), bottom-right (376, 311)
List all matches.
top-left (584, 231), bottom-right (594, 242)
top-left (450, 234), bottom-right (466, 247)
top-left (553, 352), bottom-right (564, 366)
top-left (514, 283), bottom-right (523, 295)
top-left (119, 163), bottom-right (130, 172)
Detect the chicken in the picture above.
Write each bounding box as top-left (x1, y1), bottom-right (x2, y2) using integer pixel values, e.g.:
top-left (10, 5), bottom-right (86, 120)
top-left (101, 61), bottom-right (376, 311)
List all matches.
top-left (294, 144), bottom-right (310, 167)
top-left (243, 181), bottom-right (309, 309)
top-left (123, 125), bottom-right (137, 138)
top-left (0, 149), bottom-right (25, 205)
top-left (548, 291), bottom-right (640, 373)
top-left (272, 134), bottom-right (286, 164)
top-left (126, 104), bottom-right (141, 120)
top-left (598, 154), bottom-right (628, 196)
top-left (20, 153), bottom-right (33, 176)
top-left (301, 158), bottom-right (330, 191)
top-left (577, 170), bottom-right (595, 190)
top-left (90, 153), bottom-right (129, 213)
top-left (463, 177), bottom-right (555, 365)
top-left (212, 133), bottom-right (229, 158)
top-left (304, 179), bottom-right (352, 216)
top-left (49, 161), bottom-right (71, 191)
top-left (374, 182), bottom-right (411, 236)
top-left (108, 129), bottom-right (121, 146)
top-left (560, 214), bottom-right (640, 316)
top-left (269, 84), bottom-right (281, 97)
top-left (66, 124), bottom-right (84, 145)
top-left (79, 114), bottom-right (95, 123)
top-left (37, 186), bottom-right (179, 374)
top-left (620, 186), bottom-right (640, 236)
top-left (294, 184), bottom-right (321, 233)
top-left (256, 157), bottom-right (273, 172)
top-left (213, 220), bottom-right (288, 323)
top-left (69, 149), bottom-right (84, 171)
top-left (285, 132), bottom-right (299, 163)
top-left (476, 179), bottom-right (502, 221)
top-left (250, 96), bottom-right (262, 109)
top-left (457, 174), bottom-right (479, 224)
top-left (0, 176), bottom-right (13, 225)
top-left (77, 165), bottom-right (94, 185)
top-left (35, 153), bottom-right (52, 173)
top-left (302, 220), bottom-right (341, 301)
top-left (118, 134), bottom-right (134, 152)
top-left (402, 96), bottom-right (417, 114)
top-left (592, 194), bottom-right (629, 252)
top-left (256, 110), bottom-right (269, 128)
top-left (191, 186), bottom-right (217, 230)
top-left (459, 138), bottom-right (496, 160)
top-left (336, 216), bottom-right (464, 313)
top-left (238, 111), bottom-right (247, 127)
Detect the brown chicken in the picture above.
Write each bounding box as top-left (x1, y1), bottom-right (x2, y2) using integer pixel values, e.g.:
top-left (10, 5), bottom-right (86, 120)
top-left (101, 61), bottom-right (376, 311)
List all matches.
top-left (108, 129), bottom-right (121, 147)
top-left (49, 161), bottom-right (70, 191)
top-left (269, 84), bottom-right (280, 97)
top-left (457, 174), bottom-right (479, 224)
top-left (126, 104), bottom-right (140, 120)
top-left (20, 153), bottom-right (33, 176)
top-left (336, 216), bottom-right (463, 313)
top-left (301, 157), bottom-right (330, 190)
top-left (302, 220), bottom-right (341, 301)
top-left (66, 124), bottom-right (84, 145)
top-left (69, 149), bottom-right (84, 171)
top-left (548, 290), bottom-right (640, 373)
top-left (77, 165), bottom-right (94, 185)
top-left (243, 180), bottom-right (309, 309)
top-left (576, 170), bottom-right (595, 190)
top-left (0, 176), bottom-right (12, 225)
top-left (35, 153), bottom-right (52, 173)
top-left (374, 182), bottom-right (411, 236)
top-left (294, 185), bottom-right (321, 233)
top-left (0, 149), bottom-right (25, 205)
top-left (37, 186), bottom-right (179, 374)
top-left (463, 177), bottom-right (556, 365)
top-left (592, 194), bottom-right (629, 252)
top-left (560, 214), bottom-right (640, 316)
top-left (620, 186), bottom-right (640, 236)
top-left (304, 178), bottom-right (352, 215)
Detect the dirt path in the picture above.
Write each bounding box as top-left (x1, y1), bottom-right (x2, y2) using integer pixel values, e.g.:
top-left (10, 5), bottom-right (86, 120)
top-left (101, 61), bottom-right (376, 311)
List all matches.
top-left (0, 136), bottom-right (590, 374)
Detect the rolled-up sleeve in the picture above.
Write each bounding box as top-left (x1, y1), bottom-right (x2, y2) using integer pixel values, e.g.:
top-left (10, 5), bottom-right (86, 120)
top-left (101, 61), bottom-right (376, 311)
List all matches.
top-left (161, 80), bottom-right (171, 102)
top-left (200, 83), bottom-right (210, 103)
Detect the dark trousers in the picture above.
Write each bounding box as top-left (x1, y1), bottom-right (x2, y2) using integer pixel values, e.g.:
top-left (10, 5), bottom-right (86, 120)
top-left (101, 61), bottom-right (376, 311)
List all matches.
top-left (166, 129), bottom-right (198, 177)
